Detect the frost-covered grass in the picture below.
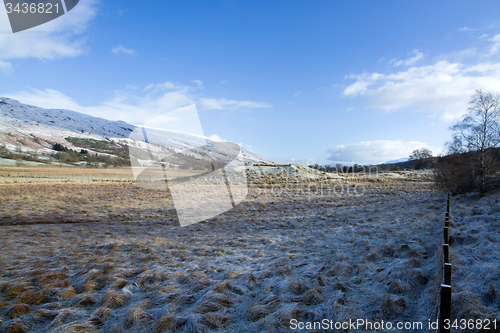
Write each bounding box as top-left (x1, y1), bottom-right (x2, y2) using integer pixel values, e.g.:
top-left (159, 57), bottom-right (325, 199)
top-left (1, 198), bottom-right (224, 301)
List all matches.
top-left (446, 192), bottom-right (500, 332)
top-left (0, 176), bottom-right (454, 332)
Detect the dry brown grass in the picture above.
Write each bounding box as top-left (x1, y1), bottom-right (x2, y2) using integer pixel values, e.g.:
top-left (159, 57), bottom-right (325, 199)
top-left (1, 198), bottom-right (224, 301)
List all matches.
top-left (8, 304), bottom-right (31, 318)
top-left (0, 181), bottom-right (175, 224)
top-left (51, 321), bottom-right (98, 333)
top-left (3, 319), bottom-right (25, 333)
top-left (124, 307), bottom-right (155, 330)
top-left (0, 170), bottom-right (451, 332)
top-left (154, 313), bottom-right (185, 332)
top-left (201, 311), bottom-right (231, 329)
top-left (15, 289), bottom-right (45, 305)
top-left (101, 290), bottom-right (127, 309)
top-left (0, 165), bottom-right (134, 181)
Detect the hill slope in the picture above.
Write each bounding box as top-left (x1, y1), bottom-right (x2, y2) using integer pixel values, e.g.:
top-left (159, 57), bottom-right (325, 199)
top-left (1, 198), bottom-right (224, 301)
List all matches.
top-left (0, 97), bottom-right (272, 166)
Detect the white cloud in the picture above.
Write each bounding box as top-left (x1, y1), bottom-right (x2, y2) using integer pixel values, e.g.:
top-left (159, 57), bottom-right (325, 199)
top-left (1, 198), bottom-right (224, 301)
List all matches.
top-left (389, 49), bottom-right (424, 67)
top-left (458, 27), bottom-right (478, 32)
top-left (142, 104), bottom-right (204, 136)
top-left (4, 88), bottom-right (83, 110)
top-left (488, 33), bottom-right (500, 55)
top-left (0, 60), bottom-right (14, 73)
top-left (192, 79), bottom-right (203, 87)
top-left (143, 81), bottom-right (195, 93)
top-left (199, 98), bottom-right (272, 110)
top-left (286, 157), bottom-right (319, 165)
top-left (208, 134), bottom-right (226, 142)
top-left (4, 81), bottom-right (272, 124)
top-left (445, 48), bottom-right (478, 60)
top-left (112, 45), bottom-right (136, 55)
top-left (4, 86), bottom-right (194, 125)
top-left (343, 36), bottom-right (500, 121)
top-left (0, 0), bottom-right (98, 61)
top-left (327, 140), bottom-right (440, 165)
top-left (343, 80), bottom-right (369, 96)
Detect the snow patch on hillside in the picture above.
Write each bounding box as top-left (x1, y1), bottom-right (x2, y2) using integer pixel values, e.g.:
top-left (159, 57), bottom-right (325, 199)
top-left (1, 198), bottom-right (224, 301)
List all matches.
top-left (0, 97), bottom-right (272, 165)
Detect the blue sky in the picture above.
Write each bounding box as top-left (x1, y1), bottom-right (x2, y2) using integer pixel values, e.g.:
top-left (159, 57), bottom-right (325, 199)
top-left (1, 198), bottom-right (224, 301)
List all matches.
top-left (1, 0), bottom-right (500, 165)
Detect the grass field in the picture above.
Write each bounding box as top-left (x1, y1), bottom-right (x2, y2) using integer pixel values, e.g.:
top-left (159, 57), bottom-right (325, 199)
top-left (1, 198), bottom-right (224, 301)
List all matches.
top-left (1, 166), bottom-right (498, 332)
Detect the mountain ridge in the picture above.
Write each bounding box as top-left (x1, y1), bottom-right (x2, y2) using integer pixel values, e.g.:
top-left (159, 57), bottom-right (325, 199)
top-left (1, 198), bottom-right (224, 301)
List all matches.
top-left (0, 97), bottom-right (272, 165)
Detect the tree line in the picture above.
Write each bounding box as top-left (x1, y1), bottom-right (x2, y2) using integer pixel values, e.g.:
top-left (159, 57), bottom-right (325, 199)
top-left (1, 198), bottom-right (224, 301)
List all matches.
top-left (309, 90), bottom-right (500, 197)
top-left (436, 90), bottom-right (500, 196)
top-left (52, 143), bottom-right (131, 167)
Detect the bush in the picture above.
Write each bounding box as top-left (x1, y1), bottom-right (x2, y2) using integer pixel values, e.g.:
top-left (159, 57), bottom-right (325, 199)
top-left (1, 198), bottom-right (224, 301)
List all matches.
top-left (52, 143), bottom-right (67, 152)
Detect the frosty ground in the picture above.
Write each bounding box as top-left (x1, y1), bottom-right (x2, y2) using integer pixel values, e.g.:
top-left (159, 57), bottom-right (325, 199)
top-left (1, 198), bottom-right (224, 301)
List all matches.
top-left (0, 168), bottom-right (499, 332)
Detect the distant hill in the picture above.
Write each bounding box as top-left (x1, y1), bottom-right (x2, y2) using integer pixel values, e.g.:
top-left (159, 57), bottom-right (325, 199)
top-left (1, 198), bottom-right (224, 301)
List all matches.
top-left (0, 97), bottom-right (272, 166)
top-left (383, 157), bottom-right (410, 164)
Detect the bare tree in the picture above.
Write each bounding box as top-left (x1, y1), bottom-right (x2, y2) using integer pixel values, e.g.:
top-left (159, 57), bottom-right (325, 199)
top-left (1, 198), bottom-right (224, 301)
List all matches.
top-left (445, 136), bottom-right (465, 155)
top-left (409, 147), bottom-right (433, 170)
top-left (449, 89), bottom-right (500, 195)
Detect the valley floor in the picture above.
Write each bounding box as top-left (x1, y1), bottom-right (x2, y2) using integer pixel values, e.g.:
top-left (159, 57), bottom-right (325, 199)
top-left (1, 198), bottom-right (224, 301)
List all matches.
top-left (0, 173), bottom-right (499, 332)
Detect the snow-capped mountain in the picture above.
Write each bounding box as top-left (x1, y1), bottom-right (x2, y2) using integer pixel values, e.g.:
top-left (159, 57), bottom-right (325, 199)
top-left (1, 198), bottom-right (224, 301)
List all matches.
top-left (0, 97), bottom-right (272, 165)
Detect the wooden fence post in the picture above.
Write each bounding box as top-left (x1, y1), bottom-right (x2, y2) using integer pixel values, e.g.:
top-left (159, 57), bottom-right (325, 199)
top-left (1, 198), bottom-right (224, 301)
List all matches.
top-left (444, 263), bottom-right (452, 286)
top-left (446, 193), bottom-right (451, 225)
top-left (446, 193), bottom-right (450, 213)
top-left (440, 284), bottom-right (451, 333)
top-left (439, 194), bottom-right (452, 333)
top-left (443, 244), bottom-right (450, 264)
